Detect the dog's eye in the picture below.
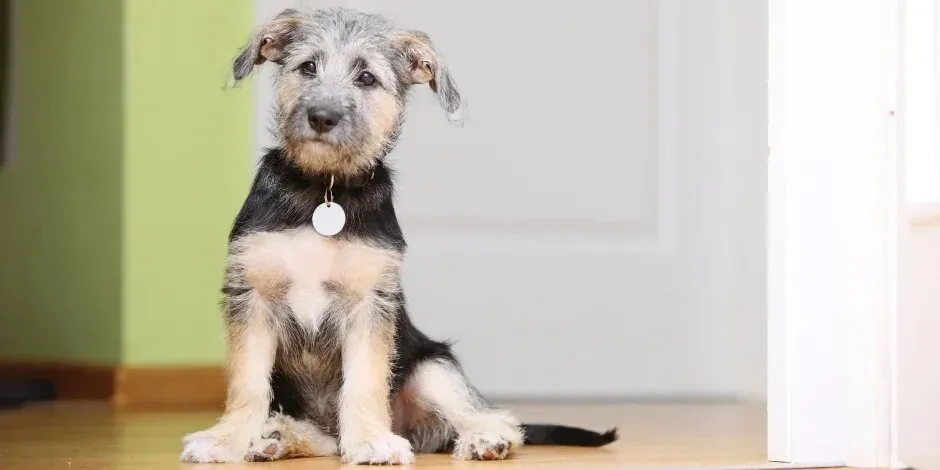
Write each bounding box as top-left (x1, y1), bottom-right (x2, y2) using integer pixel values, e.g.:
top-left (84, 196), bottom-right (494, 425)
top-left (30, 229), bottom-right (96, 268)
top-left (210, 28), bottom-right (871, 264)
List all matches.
top-left (300, 61), bottom-right (317, 76)
top-left (356, 71), bottom-right (376, 87)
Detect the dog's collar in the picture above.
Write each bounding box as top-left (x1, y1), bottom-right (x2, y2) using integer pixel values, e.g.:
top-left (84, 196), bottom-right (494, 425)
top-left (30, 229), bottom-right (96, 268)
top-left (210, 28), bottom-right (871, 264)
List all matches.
top-left (315, 167), bottom-right (376, 189)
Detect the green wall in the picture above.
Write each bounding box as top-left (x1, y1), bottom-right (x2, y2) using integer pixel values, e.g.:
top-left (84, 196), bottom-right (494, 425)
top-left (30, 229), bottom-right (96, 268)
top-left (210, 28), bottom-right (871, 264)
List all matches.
top-left (122, 0), bottom-right (253, 365)
top-left (0, 0), bottom-right (253, 366)
top-left (0, 0), bottom-right (125, 363)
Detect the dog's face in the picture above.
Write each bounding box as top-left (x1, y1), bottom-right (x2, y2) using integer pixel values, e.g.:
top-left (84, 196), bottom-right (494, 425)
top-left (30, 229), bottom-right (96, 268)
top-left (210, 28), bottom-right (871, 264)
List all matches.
top-left (233, 8), bottom-right (463, 176)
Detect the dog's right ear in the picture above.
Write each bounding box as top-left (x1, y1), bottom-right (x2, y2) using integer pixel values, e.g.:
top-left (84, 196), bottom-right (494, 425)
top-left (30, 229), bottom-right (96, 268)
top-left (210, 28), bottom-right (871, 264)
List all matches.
top-left (232, 9), bottom-right (305, 82)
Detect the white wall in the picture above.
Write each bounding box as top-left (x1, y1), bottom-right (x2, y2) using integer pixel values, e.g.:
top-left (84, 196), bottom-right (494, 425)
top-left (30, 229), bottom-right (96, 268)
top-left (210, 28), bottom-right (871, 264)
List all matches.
top-left (254, 0), bottom-right (768, 402)
top-left (897, 216), bottom-right (940, 468)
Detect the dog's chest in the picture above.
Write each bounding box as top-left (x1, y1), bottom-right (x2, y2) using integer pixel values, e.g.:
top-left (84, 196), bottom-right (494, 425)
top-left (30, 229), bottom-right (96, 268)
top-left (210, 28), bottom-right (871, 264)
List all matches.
top-left (230, 227), bottom-right (401, 328)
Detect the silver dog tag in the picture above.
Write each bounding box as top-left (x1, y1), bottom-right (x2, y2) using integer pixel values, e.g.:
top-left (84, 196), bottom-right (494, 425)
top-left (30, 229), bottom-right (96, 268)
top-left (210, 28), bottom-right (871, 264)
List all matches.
top-left (312, 202), bottom-right (346, 236)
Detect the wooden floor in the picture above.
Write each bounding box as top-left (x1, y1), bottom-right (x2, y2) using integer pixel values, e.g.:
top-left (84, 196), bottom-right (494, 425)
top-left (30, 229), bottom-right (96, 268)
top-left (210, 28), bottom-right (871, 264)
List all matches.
top-left (0, 402), bottom-right (834, 469)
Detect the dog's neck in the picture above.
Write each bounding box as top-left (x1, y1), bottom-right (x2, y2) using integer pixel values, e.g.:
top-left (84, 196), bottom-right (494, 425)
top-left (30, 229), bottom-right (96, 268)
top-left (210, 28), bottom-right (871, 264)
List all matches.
top-left (230, 147), bottom-right (403, 251)
top-left (310, 164), bottom-right (378, 190)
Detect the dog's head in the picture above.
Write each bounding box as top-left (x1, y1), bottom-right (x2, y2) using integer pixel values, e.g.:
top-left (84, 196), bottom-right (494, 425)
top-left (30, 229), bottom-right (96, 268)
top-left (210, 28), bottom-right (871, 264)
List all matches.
top-left (232, 8), bottom-right (463, 176)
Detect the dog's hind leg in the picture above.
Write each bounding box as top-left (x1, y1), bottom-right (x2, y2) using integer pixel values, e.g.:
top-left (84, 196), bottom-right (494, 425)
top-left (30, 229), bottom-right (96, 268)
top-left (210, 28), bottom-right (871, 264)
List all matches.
top-left (405, 357), bottom-right (523, 461)
top-left (247, 412), bottom-right (339, 461)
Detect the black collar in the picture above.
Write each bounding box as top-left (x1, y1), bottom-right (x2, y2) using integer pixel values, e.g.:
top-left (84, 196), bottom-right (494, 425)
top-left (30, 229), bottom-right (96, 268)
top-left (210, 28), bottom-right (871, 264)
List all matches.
top-left (315, 166), bottom-right (377, 189)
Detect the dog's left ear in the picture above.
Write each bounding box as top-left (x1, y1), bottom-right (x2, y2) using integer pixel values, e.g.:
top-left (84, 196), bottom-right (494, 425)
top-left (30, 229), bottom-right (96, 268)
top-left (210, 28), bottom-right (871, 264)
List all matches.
top-left (232, 9), bottom-right (305, 83)
top-left (396, 31), bottom-right (465, 125)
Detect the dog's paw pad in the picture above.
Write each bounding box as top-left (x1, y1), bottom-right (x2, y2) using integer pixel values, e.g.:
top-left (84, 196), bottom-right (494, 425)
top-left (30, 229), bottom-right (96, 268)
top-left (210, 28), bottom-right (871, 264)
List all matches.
top-left (454, 432), bottom-right (516, 461)
top-left (247, 437), bottom-right (284, 462)
top-left (342, 433), bottom-right (415, 465)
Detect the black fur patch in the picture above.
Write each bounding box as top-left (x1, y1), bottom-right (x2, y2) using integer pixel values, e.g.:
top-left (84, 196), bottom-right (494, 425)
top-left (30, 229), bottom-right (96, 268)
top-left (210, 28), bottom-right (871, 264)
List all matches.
top-left (228, 147), bottom-right (405, 253)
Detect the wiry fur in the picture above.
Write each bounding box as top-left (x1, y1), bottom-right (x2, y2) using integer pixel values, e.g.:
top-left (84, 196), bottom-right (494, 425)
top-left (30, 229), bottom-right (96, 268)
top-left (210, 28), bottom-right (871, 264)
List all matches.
top-left (180, 7), bottom-right (617, 465)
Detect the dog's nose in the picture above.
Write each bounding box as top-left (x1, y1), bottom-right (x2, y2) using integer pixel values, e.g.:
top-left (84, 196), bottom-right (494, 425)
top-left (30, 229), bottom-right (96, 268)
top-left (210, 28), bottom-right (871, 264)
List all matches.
top-left (308, 108), bottom-right (342, 133)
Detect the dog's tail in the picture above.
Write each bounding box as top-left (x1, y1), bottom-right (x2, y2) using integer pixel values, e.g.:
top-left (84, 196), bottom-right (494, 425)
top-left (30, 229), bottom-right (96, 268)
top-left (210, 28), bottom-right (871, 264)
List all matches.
top-left (521, 423), bottom-right (619, 447)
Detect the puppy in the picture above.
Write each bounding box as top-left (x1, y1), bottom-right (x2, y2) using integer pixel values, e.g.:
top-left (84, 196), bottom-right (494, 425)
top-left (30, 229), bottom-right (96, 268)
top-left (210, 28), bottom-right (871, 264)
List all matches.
top-left (180, 7), bottom-right (618, 465)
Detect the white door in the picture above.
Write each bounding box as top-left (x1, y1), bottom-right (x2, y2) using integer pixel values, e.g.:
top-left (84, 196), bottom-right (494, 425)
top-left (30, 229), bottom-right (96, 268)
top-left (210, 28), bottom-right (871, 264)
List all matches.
top-left (256, 0), bottom-right (768, 401)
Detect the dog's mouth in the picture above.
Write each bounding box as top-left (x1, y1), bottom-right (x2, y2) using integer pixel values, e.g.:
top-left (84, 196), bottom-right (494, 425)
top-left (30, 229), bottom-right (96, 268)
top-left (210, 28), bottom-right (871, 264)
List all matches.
top-left (307, 135), bottom-right (336, 147)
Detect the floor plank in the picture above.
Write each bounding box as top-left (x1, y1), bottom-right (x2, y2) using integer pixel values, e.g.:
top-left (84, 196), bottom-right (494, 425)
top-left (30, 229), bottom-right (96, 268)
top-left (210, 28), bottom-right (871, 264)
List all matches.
top-left (0, 402), bottom-right (828, 469)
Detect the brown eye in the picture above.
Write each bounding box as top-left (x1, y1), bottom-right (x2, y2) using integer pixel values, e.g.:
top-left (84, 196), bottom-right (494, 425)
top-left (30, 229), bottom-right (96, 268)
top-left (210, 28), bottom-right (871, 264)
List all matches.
top-left (357, 71), bottom-right (376, 87)
top-left (300, 61), bottom-right (317, 76)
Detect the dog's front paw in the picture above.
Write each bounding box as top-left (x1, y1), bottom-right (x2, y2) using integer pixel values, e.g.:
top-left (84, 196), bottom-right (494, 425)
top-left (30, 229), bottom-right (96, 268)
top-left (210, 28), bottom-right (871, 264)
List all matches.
top-left (342, 434), bottom-right (415, 465)
top-left (453, 429), bottom-right (522, 461)
top-left (179, 427), bottom-right (251, 463)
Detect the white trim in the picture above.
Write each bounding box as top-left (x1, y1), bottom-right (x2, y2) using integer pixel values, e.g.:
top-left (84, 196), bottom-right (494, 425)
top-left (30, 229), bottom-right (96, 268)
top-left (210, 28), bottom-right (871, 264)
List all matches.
top-left (902, 0), bottom-right (939, 202)
top-left (767, 0), bottom-right (900, 466)
top-left (766, 0), bottom-right (787, 459)
top-left (652, 0), bottom-right (679, 256)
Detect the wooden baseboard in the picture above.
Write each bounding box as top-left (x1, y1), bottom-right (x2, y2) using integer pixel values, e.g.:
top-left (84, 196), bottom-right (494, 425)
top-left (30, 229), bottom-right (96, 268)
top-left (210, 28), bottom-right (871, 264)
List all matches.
top-left (0, 362), bottom-right (226, 410)
top-left (0, 362), bottom-right (116, 401)
top-left (114, 366), bottom-right (226, 410)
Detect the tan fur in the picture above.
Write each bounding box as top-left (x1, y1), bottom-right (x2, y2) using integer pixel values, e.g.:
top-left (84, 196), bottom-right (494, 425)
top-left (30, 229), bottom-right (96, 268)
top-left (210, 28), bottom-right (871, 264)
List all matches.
top-left (224, 303), bottom-right (278, 420)
top-left (397, 33), bottom-right (437, 85)
top-left (256, 17), bottom-right (304, 63)
top-left (230, 228), bottom-right (400, 331)
top-left (332, 234), bottom-right (401, 296)
top-left (289, 140), bottom-right (354, 176)
top-left (184, 228), bottom-right (403, 463)
top-left (275, 69), bottom-right (403, 177)
top-left (368, 93), bottom-right (401, 145)
top-left (248, 412), bottom-right (339, 460)
top-left (339, 298), bottom-right (414, 464)
top-left (283, 94), bottom-right (402, 177)
top-left (275, 73), bottom-right (302, 112)
top-left (371, 93), bottom-right (402, 133)
top-left (232, 245), bottom-right (289, 301)
top-left (229, 228), bottom-right (414, 463)
top-left (409, 359), bottom-right (523, 461)
top-left (274, 73), bottom-right (358, 176)
top-left (179, 294), bottom-right (277, 463)
top-left (340, 305), bottom-right (396, 443)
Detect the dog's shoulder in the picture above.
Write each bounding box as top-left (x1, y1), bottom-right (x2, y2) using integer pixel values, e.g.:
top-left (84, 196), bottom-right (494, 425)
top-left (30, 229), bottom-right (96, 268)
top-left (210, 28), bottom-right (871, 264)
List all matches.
top-left (229, 148), bottom-right (317, 242)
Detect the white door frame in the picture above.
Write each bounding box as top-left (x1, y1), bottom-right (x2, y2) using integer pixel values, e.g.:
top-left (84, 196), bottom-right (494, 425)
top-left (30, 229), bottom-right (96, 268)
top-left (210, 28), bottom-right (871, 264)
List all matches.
top-left (768, 0), bottom-right (902, 467)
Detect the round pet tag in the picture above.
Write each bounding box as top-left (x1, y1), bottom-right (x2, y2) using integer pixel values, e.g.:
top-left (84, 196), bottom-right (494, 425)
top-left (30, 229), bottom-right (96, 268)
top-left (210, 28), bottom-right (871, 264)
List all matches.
top-left (312, 202), bottom-right (346, 236)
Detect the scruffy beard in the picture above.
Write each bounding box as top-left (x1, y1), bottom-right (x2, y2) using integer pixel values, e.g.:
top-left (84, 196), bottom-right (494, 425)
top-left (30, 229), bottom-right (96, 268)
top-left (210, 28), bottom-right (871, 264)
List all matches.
top-left (284, 138), bottom-right (378, 176)
top-left (282, 125), bottom-right (401, 177)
